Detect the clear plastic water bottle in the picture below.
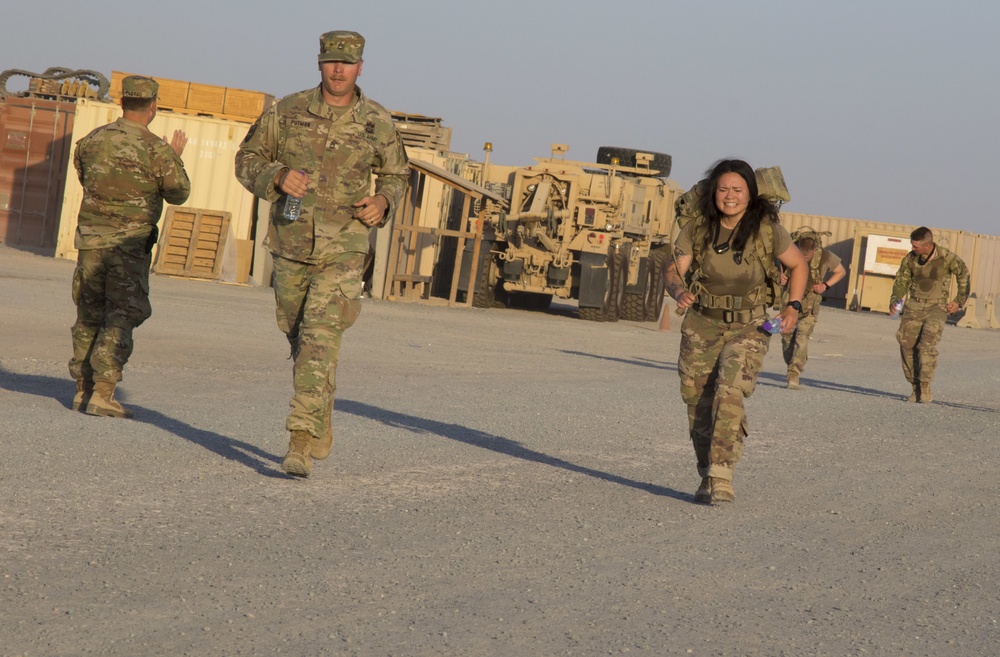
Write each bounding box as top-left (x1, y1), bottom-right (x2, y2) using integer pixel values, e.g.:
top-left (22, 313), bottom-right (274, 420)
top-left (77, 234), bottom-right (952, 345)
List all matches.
top-left (283, 194), bottom-right (302, 221)
top-left (762, 317), bottom-right (782, 334)
top-left (889, 300), bottom-right (903, 319)
top-left (282, 170), bottom-right (305, 221)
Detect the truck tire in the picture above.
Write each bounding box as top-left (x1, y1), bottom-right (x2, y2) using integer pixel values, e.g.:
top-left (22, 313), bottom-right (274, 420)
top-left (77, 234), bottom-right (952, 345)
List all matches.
top-left (621, 256), bottom-right (647, 322)
top-left (596, 147), bottom-right (672, 177)
top-left (643, 249), bottom-right (667, 322)
top-left (471, 244), bottom-right (507, 309)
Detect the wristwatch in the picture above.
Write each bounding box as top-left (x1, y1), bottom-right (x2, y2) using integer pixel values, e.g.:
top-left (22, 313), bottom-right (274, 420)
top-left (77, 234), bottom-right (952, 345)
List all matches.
top-left (787, 300), bottom-right (802, 313)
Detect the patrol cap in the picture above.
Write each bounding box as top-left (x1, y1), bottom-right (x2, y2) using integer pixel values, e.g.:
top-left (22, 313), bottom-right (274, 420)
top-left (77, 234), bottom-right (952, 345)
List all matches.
top-left (121, 75), bottom-right (158, 99)
top-left (318, 31), bottom-right (365, 63)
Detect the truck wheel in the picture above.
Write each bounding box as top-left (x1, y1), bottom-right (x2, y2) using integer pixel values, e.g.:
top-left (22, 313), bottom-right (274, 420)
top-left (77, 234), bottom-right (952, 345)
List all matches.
top-left (596, 147), bottom-right (672, 177)
top-left (471, 245), bottom-right (506, 309)
top-left (643, 250), bottom-right (667, 322)
top-left (620, 255), bottom-right (646, 322)
top-left (605, 245), bottom-right (628, 323)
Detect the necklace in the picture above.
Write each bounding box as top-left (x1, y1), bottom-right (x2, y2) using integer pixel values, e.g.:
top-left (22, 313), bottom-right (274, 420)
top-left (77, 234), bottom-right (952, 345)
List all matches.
top-left (712, 222), bottom-right (745, 264)
top-left (712, 223), bottom-right (735, 254)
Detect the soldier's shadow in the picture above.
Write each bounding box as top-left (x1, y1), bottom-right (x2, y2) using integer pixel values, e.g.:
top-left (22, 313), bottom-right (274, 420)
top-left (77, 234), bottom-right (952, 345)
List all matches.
top-left (755, 371), bottom-right (999, 412)
top-left (0, 369), bottom-right (286, 478)
top-left (337, 399), bottom-right (691, 501)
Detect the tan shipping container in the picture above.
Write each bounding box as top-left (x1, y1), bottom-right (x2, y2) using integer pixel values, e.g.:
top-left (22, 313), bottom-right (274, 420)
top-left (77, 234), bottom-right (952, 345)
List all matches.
top-left (56, 98), bottom-right (257, 279)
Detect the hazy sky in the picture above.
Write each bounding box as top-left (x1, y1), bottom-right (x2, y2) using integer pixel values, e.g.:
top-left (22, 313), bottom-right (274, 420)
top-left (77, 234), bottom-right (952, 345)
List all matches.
top-left (4, 0), bottom-right (998, 235)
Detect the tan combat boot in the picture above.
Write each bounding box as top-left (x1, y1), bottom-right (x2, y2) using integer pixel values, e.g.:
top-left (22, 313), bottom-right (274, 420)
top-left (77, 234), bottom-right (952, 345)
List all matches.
top-left (72, 380), bottom-right (94, 412)
top-left (709, 477), bottom-right (735, 504)
top-left (694, 478), bottom-right (713, 504)
top-left (85, 382), bottom-right (133, 419)
top-left (918, 382), bottom-right (932, 403)
top-left (786, 372), bottom-right (800, 390)
top-left (282, 430), bottom-right (314, 477)
top-left (907, 383), bottom-right (919, 403)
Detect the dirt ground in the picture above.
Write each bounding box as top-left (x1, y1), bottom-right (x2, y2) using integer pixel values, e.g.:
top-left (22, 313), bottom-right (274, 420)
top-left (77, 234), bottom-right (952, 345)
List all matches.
top-left (2, 244), bottom-right (999, 657)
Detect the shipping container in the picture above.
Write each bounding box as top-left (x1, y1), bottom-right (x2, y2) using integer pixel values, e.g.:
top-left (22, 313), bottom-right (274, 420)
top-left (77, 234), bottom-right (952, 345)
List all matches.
top-left (56, 98), bottom-right (258, 273)
top-left (0, 96), bottom-right (77, 251)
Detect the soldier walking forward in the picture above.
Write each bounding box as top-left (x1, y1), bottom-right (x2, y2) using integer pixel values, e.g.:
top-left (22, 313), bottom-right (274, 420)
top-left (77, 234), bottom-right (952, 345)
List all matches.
top-left (665, 159), bottom-right (807, 505)
top-left (69, 76), bottom-right (190, 418)
top-left (779, 228), bottom-right (847, 390)
top-left (890, 226), bottom-right (970, 403)
top-left (235, 31), bottom-right (408, 478)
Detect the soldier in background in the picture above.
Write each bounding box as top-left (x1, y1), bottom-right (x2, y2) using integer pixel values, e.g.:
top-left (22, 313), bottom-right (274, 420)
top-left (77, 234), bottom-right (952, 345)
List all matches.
top-left (69, 75), bottom-right (190, 418)
top-left (235, 30), bottom-right (408, 478)
top-left (890, 226), bottom-right (970, 403)
top-left (779, 228), bottom-right (848, 389)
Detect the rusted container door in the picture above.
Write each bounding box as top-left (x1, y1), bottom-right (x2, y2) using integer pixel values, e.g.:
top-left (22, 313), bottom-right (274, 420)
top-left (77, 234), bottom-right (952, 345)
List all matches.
top-left (0, 96), bottom-right (77, 251)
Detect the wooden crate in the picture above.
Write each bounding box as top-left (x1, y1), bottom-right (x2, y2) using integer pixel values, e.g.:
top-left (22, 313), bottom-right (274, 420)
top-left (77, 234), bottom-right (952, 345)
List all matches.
top-left (186, 82), bottom-right (226, 115)
top-left (154, 207), bottom-right (231, 280)
top-left (110, 71), bottom-right (272, 123)
top-left (224, 88), bottom-right (274, 121)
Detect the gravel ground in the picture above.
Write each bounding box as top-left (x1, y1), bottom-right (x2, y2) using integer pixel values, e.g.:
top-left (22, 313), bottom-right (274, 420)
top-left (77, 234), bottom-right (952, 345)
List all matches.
top-left (2, 244), bottom-right (999, 657)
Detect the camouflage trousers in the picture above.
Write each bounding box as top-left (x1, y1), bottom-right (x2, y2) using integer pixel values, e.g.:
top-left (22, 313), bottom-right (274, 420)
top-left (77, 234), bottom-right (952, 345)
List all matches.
top-left (272, 253), bottom-right (365, 438)
top-left (69, 246), bottom-right (153, 384)
top-left (781, 308), bottom-right (818, 376)
top-left (678, 310), bottom-right (771, 481)
top-left (896, 300), bottom-right (947, 384)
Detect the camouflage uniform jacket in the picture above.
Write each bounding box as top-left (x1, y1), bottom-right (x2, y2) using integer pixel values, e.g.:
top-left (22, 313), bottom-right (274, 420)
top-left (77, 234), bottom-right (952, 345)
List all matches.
top-left (234, 85), bottom-right (409, 263)
top-left (73, 117), bottom-right (191, 254)
top-left (890, 245), bottom-right (970, 308)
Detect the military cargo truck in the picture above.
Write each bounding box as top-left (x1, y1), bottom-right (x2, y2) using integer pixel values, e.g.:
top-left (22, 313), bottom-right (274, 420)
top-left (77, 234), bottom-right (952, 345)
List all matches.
top-left (463, 145), bottom-right (682, 322)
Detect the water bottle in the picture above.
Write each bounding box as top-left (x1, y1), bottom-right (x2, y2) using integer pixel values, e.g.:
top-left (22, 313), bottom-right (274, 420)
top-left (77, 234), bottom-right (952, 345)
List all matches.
top-left (283, 195), bottom-right (302, 221)
top-left (762, 317), bottom-right (782, 334)
top-left (282, 170), bottom-right (306, 221)
top-left (889, 300), bottom-right (903, 319)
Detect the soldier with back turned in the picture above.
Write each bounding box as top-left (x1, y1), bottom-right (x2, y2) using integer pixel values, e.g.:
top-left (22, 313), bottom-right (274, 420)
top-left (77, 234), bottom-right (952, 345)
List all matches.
top-left (70, 75), bottom-right (190, 418)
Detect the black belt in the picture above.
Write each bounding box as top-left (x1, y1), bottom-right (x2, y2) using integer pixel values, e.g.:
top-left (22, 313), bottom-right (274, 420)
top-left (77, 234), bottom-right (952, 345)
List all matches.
top-left (692, 304), bottom-right (766, 324)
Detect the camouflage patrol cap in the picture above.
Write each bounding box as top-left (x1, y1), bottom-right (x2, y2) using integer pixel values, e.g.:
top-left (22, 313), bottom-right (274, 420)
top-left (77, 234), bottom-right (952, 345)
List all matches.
top-left (121, 75), bottom-right (158, 99)
top-left (318, 31), bottom-right (365, 63)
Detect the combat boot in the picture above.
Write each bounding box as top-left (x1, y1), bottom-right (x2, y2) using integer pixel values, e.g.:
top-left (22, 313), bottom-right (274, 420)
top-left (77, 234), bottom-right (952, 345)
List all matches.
top-left (85, 382), bottom-right (133, 419)
top-left (709, 477), bottom-right (735, 504)
top-left (282, 430), bottom-right (314, 477)
top-left (907, 383), bottom-right (919, 403)
top-left (918, 382), bottom-right (933, 403)
top-left (786, 372), bottom-right (800, 390)
top-left (72, 379), bottom-right (94, 412)
top-left (694, 478), bottom-right (713, 504)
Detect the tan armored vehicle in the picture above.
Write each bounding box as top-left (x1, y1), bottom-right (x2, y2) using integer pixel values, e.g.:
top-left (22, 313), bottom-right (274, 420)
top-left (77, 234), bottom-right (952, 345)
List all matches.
top-left (465, 145), bottom-right (682, 322)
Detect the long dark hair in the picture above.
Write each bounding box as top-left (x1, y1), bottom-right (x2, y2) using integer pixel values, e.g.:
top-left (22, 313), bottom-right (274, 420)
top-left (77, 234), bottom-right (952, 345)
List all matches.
top-left (696, 159), bottom-right (779, 254)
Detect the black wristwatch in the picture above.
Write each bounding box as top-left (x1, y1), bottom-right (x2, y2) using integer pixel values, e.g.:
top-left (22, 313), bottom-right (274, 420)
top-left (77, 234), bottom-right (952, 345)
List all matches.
top-left (787, 300), bottom-right (802, 313)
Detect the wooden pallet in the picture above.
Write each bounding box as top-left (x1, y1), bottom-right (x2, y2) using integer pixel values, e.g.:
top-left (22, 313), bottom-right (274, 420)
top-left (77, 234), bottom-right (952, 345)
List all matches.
top-left (154, 207), bottom-right (231, 280)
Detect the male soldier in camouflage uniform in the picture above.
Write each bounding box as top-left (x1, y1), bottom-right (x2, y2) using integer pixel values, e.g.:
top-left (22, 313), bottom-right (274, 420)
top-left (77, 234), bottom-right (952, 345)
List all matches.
top-left (70, 76), bottom-right (190, 418)
top-left (235, 31), bottom-right (408, 478)
top-left (779, 228), bottom-right (847, 389)
top-left (890, 226), bottom-right (970, 403)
